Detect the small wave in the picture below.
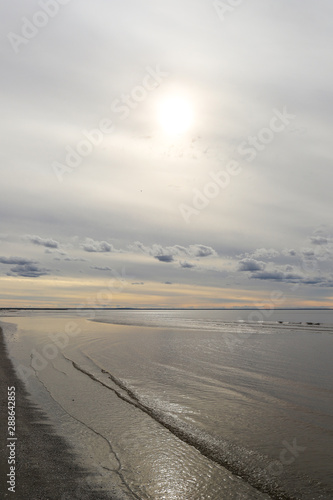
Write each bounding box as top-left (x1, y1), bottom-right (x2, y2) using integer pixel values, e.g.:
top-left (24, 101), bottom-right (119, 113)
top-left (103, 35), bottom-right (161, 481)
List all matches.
top-left (65, 355), bottom-right (325, 500)
top-left (91, 317), bottom-right (331, 337)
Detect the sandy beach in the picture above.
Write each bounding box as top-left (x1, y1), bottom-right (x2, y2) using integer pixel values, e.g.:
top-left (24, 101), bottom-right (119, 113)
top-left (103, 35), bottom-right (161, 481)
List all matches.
top-left (0, 326), bottom-right (114, 500)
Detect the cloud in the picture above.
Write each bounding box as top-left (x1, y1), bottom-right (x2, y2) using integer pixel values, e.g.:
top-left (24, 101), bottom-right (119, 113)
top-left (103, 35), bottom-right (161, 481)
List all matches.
top-left (188, 245), bottom-right (217, 258)
top-left (64, 257), bottom-right (87, 262)
top-left (285, 265), bottom-right (294, 272)
top-left (131, 282), bottom-right (144, 285)
top-left (131, 242), bottom-right (176, 263)
top-left (238, 259), bottom-right (265, 272)
top-left (26, 235), bottom-right (59, 249)
top-left (171, 245), bottom-right (189, 254)
top-left (90, 266), bottom-right (113, 271)
top-left (310, 236), bottom-right (329, 245)
top-left (250, 248), bottom-right (280, 260)
top-left (8, 263), bottom-right (49, 278)
top-left (180, 261), bottom-right (196, 268)
top-left (45, 249), bottom-right (68, 257)
top-left (238, 248), bottom-right (280, 262)
top-left (82, 238), bottom-right (114, 253)
top-left (164, 281), bottom-right (173, 284)
top-left (251, 270), bottom-right (303, 281)
top-left (130, 241), bottom-right (147, 253)
top-left (282, 249), bottom-right (297, 257)
top-left (2, 2), bottom-right (333, 306)
top-left (154, 255), bottom-right (174, 263)
top-left (131, 241), bottom-right (217, 261)
top-left (303, 277), bottom-right (333, 287)
top-left (301, 248), bottom-right (315, 257)
top-left (249, 270), bottom-right (333, 287)
top-left (301, 277), bottom-right (325, 285)
top-left (0, 256), bottom-right (36, 265)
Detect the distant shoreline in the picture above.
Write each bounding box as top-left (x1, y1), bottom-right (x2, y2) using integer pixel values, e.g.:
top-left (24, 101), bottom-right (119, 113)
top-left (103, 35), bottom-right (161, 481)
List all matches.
top-left (1, 307), bottom-right (332, 311)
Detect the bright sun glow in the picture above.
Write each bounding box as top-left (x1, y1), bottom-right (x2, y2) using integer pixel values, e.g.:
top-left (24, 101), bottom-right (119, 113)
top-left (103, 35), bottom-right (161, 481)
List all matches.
top-left (158, 96), bottom-right (193, 134)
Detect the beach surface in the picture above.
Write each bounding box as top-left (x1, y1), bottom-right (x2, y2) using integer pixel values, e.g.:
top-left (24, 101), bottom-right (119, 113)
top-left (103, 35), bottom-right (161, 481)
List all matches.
top-left (1, 310), bottom-right (333, 499)
top-left (0, 326), bottom-right (115, 500)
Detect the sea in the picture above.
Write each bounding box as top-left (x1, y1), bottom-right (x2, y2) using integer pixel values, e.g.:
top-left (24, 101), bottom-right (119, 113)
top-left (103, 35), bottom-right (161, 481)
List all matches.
top-left (1, 309), bottom-right (333, 500)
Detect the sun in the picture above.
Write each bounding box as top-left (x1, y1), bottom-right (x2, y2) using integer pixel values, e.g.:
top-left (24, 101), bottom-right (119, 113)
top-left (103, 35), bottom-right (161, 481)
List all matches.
top-left (158, 96), bottom-right (193, 135)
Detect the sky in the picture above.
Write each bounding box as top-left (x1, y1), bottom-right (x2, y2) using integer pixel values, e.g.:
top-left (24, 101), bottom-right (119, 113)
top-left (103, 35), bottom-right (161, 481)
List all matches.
top-left (0, 0), bottom-right (333, 308)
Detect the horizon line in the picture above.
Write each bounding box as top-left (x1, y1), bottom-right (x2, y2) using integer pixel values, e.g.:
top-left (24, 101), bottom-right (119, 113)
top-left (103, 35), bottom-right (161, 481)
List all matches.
top-left (1, 307), bottom-right (332, 311)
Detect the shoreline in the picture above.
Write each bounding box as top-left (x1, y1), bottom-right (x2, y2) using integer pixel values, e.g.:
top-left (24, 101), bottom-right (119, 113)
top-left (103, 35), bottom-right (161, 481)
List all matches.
top-left (0, 326), bottom-right (114, 499)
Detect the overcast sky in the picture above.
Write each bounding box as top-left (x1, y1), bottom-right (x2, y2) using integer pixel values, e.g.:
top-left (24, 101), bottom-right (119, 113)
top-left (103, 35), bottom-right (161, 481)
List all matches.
top-left (1, 0), bottom-right (333, 308)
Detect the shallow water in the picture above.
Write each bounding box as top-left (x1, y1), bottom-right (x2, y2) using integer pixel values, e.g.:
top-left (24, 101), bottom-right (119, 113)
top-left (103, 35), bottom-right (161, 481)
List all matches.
top-left (1, 309), bottom-right (333, 499)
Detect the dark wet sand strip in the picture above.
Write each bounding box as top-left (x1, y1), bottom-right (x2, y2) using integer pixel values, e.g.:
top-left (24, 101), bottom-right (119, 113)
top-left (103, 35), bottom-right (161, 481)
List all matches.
top-left (0, 326), bottom-right (116, 500)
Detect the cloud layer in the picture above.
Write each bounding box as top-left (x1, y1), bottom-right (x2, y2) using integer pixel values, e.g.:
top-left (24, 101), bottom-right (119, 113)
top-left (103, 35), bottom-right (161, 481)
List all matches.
top-left (1, 1), bottom-right (333, 306)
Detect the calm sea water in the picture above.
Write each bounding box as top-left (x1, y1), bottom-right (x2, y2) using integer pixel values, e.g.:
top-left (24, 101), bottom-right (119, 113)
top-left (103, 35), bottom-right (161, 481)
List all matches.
top-left (1, 309), bottom-right (333, 499)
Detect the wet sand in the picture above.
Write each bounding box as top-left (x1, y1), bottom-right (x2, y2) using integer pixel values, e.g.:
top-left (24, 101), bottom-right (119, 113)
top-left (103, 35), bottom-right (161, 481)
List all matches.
top-left (0, 327), bottom-right (115, 500)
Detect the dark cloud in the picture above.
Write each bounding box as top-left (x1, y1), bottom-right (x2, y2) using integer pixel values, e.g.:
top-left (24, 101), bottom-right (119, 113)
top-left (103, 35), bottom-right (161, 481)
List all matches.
top-left (318, 280), bottom-right (333, 288)
top-left (238, 259), bottom-right (265, 272)
top-left (0, 256), bottom-right (36, 265)
top-left (82, 238), bottom-right (114, 253)
top-left (154, 255), bottom-right (174, 263)
top-left (310, 236), bottom-right (329, 245)
top-left (26, 235), bottom-right (59, 249)
top-left (302, 277), bottom-right (325, 285)
top-left (180, 261), bottom-right (196, 268)
top-left (251, 271), bottom-right (285, 280)
top-left (302, 249), bottom-right (315, 257)
top-left (251, 271), bottom-right (303, 282)
top-left (8, 263), bottom-right (49, 278)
